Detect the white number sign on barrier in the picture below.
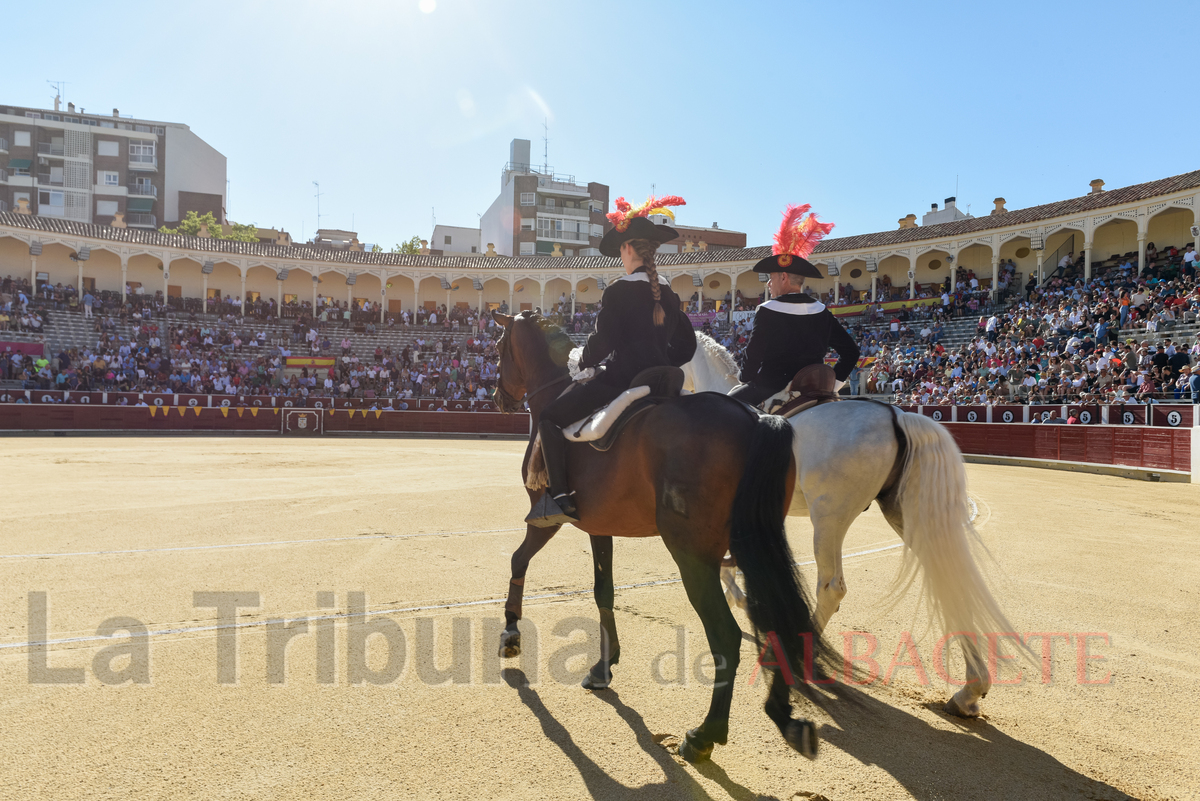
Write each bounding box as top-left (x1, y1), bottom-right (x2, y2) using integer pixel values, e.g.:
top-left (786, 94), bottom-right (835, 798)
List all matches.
top-left (1002, 410), bottom-right (1014, 422)
top-left (966, 410), bottom-right (978, 422)
top-left (1078, 411), bottom-right (1092, 424)
top-left (931, 410), bottom-right (943, 421)
top-left (1166, 411), bottom-right (1182, 427)
top-left (1122, 411), bottom-right (1135, 425)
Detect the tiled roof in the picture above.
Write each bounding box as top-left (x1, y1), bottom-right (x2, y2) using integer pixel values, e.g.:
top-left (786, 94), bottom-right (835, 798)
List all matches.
top-left (0, 211), bottom-right (770, 270)
top-left (809, 169), bottom-right (1200, 254)
top-left (1, 168), bottom-right (1196, 269)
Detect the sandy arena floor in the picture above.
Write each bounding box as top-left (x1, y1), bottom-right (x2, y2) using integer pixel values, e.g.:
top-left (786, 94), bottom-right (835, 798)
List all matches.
top-left (0, 436), bottom-right (1197, 801)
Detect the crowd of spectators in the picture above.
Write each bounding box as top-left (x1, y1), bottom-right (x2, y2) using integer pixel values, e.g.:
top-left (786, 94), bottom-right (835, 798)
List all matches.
top-left (6, 244), bottom-right (1200, 407)
top-left (858, 246), bottom-right (1200, 405)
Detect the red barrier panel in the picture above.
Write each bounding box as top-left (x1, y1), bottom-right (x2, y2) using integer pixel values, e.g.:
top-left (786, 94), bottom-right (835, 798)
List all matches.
top-left (993, 405), bottom-right (1025, 423)
top-left (958, 406), bottom-right (987, 424)
top-left (0, 404), bottom-right (530, 436)
top-left (1111, 405), bottom-right (1146, 426)
top-left (1151, 405), bottom-right (1194, 428)
top-left (1065, 405), bottom-right (1101, 425)
top-left (941, 422), bottom-right (1191, 474)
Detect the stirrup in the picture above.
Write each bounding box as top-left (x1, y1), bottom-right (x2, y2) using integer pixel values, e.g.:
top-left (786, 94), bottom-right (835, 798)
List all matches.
top-left (525, 492), bottom-right (578, 528)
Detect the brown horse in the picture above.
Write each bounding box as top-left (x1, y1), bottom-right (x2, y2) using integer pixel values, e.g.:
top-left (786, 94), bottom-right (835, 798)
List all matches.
top-left (491, 310), bottom-right (828, 763)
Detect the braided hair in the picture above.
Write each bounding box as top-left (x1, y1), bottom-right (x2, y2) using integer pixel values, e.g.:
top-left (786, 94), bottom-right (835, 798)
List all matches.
top-left (628, 238), bottom-right (666, 326)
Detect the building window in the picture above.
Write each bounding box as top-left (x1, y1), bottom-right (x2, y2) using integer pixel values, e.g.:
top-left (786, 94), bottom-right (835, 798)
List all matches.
top-left (24, 112), bottom-right (41, 119)
top-left (44, 114), bottom-right (60, 121)
top-left (100, 121), bottom-right (114, 128)
top-left (39, 190), bottom-right (65, 207)
top-left (444, 235), bottom-right (452, 245)
top-left (590, 224), bottom-right (603, 237)
top-left (65, 117), bottom-right (79, 123)
top-left (97, 140), bottom-right (119, 157)
top-left (544, 197), bottom-right (555, 208)
top-left (470, 246), bottom-right (477, 253)
top-left (520, 219), bottom-right (533, 231)
top-left (589, 201), bottom-right (603, 213)
top-left (519, 192), bottom-right (535, 206)
top-left (98, 171), bottom-right (119, 186)
top-left (14, 130), bottom-right (30, 147)
top-left (82, 119), bottom-right (98, 127)
top-left (96, 200), bottom-right (118, 216)
top-left (519, 242), bottom-right (535, 255)
top-left (129, 142), bottom-right (155, 162)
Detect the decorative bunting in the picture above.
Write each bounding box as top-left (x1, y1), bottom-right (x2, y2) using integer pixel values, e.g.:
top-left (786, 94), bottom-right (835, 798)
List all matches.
top-left (148, 406), bottom-right (157, 417)
top-left (177, 407), bottom-right (186, 416)
top-left (250, 408), bottom-right (258, 417)
top-left (193, 406), bottom-right (201, 416)
top-left (237, 407), bottom-right (244, 418)
top-left (375, 410), bottom-right (382, 419)
top-left (220, 407), bottom-right (229, 417)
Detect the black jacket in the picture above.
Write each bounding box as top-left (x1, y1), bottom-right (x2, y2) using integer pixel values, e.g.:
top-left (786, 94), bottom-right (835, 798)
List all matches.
top-left (580, 268), bottom-right (696, 386)
top-left (739, 293), bottom-right (860, 390)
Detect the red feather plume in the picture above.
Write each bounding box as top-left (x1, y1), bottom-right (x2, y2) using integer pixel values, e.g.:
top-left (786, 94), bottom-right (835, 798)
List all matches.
top-left (607, 194), bottom-right (686, 230)
top-left (773, 203), bottom-right (834, 258)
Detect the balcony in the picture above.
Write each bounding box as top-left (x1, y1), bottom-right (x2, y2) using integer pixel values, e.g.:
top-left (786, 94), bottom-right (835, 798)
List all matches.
top-left (129, 154), bottom-right (157, 171)
top-left (126, 212), bottom-right (156, 227)
top-left (37, 205), bottom-right (65, 218)
top-left (37, 173), bottom-right (64, 186)
top-left (127, 181), bottom-right (157, 197)
top-left (536, 204), bottom-right (588, 218)
top-left (536, 176), bottom-right (589, 196)
top-left (537, 230), bottom-right (590, 243)
top-left (37, 142), bottom-right (65, 157)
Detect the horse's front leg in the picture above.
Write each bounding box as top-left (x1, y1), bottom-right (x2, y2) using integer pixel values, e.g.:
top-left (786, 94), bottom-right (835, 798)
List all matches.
top-left (500, 522), bottom-right (561, 658)
top-left (582, 534), bottom-right (619, 690)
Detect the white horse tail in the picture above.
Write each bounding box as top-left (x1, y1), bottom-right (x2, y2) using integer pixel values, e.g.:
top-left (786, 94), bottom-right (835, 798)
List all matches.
top-left (887, 411), bottom-right (1029, 674)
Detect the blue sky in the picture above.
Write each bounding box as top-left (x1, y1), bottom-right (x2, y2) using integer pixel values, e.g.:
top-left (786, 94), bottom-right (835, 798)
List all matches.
top-left (8, 0), bottom-right (1193, 248)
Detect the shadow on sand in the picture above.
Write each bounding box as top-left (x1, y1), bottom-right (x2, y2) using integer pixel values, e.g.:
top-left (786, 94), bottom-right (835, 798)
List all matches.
top-left (505, 668), bottom-right (1135, 801)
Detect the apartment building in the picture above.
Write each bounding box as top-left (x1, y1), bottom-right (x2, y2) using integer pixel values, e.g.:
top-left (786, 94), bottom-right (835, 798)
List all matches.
top-left (480, 138), bottom-right (609, 257)
top-left (430, 224), bottom-right (481, 255)
top-left (0, 100), bottom-right (225, 229)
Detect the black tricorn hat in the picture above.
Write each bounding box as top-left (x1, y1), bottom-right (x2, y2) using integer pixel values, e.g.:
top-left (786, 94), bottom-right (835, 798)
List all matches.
top-left (599, 216), bottom-right (678, 257)
top-left (752, 253), bottom-right (824, 279)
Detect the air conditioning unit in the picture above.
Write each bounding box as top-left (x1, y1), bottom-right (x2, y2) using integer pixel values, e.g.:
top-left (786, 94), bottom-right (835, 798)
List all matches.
top-left (1191, 225), bottom-right (1200, 238)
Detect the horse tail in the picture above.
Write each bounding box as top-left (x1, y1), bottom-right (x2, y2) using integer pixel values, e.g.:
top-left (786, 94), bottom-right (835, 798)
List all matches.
top-left (888, 412), bottom-right (1031, 670)
top-left (729, 414), bottom-right (829, 683)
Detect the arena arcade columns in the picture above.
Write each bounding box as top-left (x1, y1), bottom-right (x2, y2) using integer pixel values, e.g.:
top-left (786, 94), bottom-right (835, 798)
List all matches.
top-left (120, 254), bottom-right (129, 302)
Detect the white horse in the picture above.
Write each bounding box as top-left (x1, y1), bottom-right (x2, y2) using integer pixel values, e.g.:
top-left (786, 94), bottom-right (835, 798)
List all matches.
top-left (570, 334), bottom-right (1022, 717)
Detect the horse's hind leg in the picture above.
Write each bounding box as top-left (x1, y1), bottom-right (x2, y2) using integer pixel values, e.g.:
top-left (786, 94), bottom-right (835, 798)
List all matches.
top-left (669, 548), bottom-right (742, 762)
top-left (500, 522), bottom-right (560, 658)
top-left (809, 505), bottom-right (857, 634)
top-left (582, 534), bottom-right (620, 690)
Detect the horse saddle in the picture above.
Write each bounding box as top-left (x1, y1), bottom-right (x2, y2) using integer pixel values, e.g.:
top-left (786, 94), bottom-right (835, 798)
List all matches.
top-left (526, 367), bottom-right (685, 490)
top-left (566, 366), bottom-right (685, 451)
top-left (766, 364), bottom-right (840, 419)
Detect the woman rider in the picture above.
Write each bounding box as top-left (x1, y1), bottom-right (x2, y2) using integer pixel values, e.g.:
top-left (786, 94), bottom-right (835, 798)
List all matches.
top-left (527, 196), bottom-right (697, 527)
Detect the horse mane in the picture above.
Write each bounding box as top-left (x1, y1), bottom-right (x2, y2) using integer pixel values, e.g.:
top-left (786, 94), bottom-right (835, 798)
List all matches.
top-left (694, 331), bottom-right (739, 380)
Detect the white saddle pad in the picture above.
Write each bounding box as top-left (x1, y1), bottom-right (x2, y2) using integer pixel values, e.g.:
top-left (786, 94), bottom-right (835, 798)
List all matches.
top-left (564, 385), bottom-right (651, 442)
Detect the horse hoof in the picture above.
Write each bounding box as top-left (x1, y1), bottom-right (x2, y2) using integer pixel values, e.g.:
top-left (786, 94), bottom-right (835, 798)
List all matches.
top-left (784, 719), bottom-right (818, 760)
top-left (678, 729), bottom-right (714, 763)
top-left (944, 694), bottom-right (982, 718)
top-left (498, 629), bottom-right (521, 659)
top-left (581, 666), bottom-right (612, 690)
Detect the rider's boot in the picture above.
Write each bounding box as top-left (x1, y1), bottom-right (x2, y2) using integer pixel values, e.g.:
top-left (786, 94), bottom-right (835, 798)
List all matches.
top-left (525, 420), bottom-right (578, 527)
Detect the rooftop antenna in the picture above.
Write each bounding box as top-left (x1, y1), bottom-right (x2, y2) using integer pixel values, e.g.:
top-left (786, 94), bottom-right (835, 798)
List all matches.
top-left (432, 207), bottom-right (436, 230)
top-left (46, 80), bottom-right (66, 111)
top-left (542, 118), bottom-right (549, 174)
top-left (312, 181), bottom-right (324, 231)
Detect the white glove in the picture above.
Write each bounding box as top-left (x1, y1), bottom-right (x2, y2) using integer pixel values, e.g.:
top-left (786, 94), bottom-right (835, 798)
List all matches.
top-left (574, 367), bottom-right (596, 382)
top-left (834, 379), bottom-right (846, 392)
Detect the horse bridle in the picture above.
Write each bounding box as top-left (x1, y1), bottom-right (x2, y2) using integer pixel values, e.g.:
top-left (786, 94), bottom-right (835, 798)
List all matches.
top-left (494, 324), bottom-right (570, 411)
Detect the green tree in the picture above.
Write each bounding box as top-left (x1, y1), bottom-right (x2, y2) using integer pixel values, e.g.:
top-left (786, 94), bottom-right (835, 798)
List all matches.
top-left (391, 236), bottom-right (422, 254)
top-left (160, 211), bottom-right (260, 242)
top-left (371, 244), bottom-right (383, 253)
